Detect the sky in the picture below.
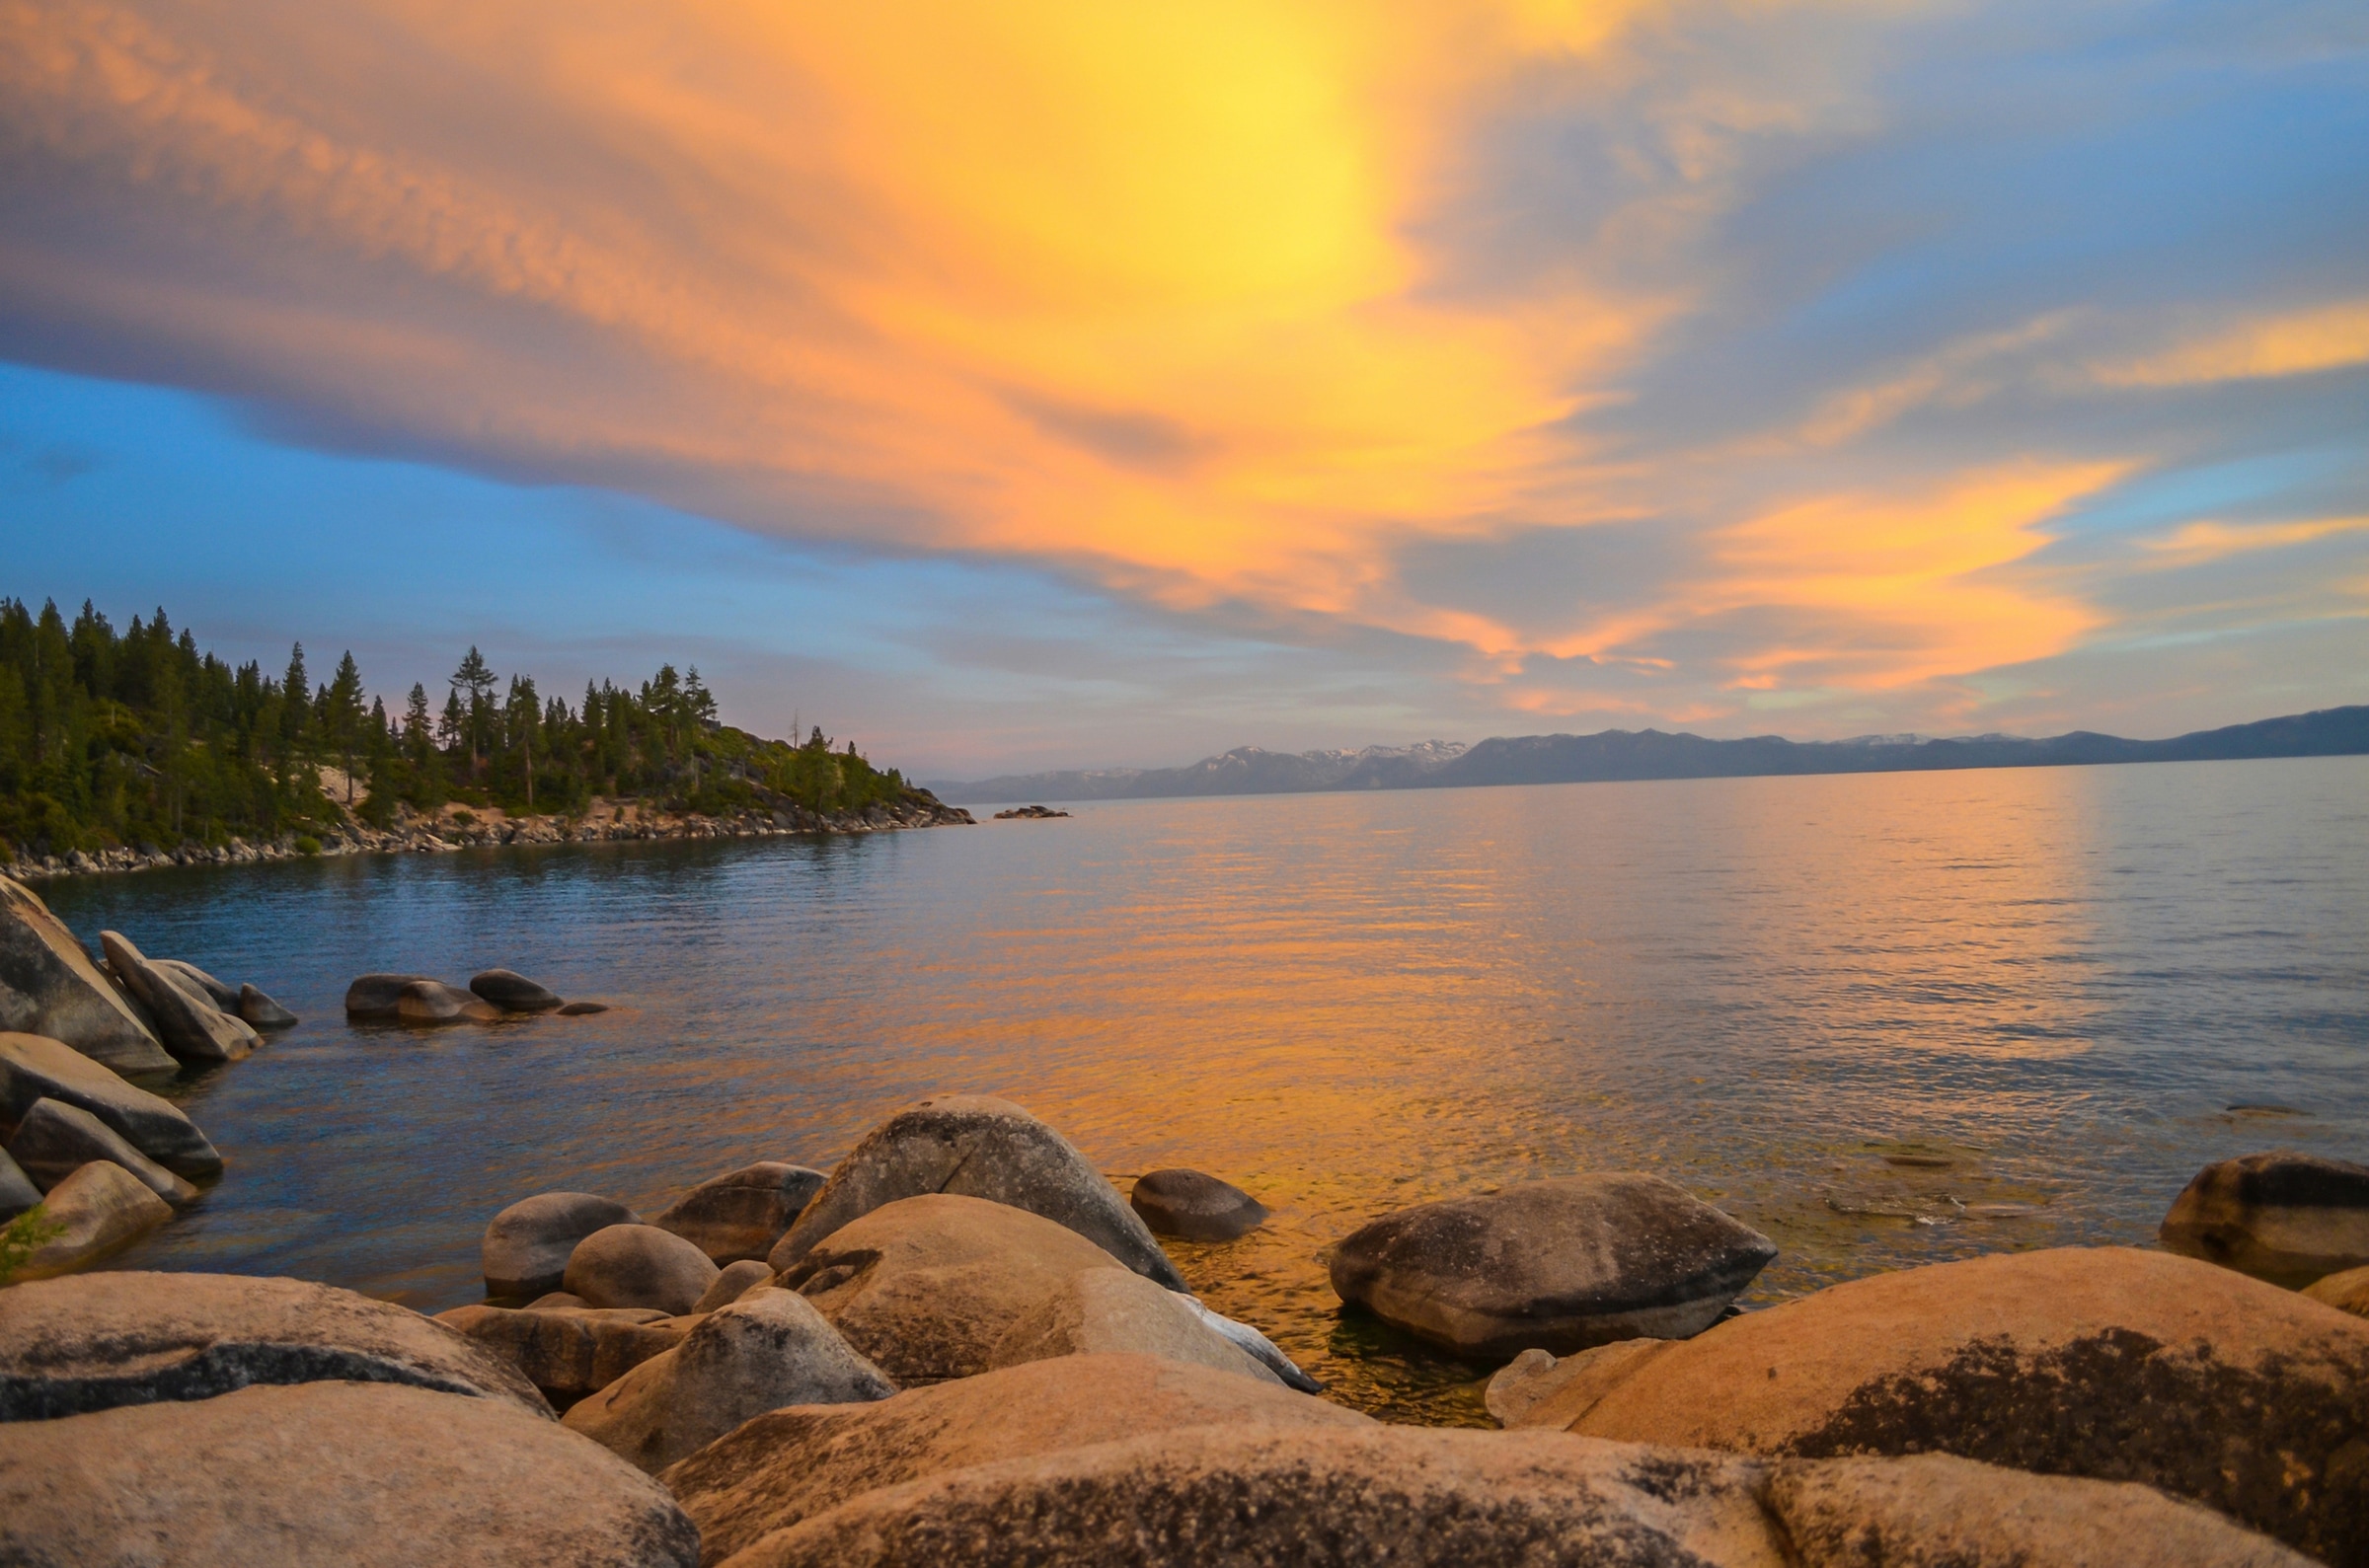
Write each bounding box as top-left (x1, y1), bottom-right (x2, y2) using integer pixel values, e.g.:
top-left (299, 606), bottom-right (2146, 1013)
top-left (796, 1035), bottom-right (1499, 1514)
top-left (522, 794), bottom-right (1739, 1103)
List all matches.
top-left (2, 0), bottom-right (2364, 776)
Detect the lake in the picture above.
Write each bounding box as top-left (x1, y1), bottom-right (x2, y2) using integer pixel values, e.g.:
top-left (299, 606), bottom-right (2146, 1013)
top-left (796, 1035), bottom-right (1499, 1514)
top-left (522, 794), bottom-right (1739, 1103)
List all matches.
top-left (40, 755), bottom-right (2369, 1423)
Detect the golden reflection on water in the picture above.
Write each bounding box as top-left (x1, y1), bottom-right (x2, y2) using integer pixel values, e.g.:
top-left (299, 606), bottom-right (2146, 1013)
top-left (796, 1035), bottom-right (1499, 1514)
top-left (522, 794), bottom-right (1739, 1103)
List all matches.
top-left (44, 757), bottom-right (2369, 1424)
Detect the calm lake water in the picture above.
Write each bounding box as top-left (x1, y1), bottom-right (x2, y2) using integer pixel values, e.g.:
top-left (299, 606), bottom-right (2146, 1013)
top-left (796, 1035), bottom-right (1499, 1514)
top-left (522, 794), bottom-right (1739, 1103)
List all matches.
top-left (40, 756), bottom-right (2369, 1423)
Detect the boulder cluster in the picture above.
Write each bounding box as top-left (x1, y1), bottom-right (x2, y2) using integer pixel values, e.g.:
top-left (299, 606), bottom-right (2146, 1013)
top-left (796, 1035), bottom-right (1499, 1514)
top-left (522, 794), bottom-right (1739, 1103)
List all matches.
top-left (344, 967), bottom-right (608, 1023)
top-left (3, 1089), bottom-right (2362, 1565)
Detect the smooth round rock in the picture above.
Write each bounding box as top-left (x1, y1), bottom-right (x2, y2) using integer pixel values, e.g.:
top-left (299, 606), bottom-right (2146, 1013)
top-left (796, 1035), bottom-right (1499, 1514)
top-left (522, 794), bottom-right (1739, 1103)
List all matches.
top-left (1328, 1173), bottom-right (1778, 1358)
top-left (394, 979), bottom-right (500, 1024)
top-left (693, 1259), bottom-right (777, 1313)
top-left (1, 1161), bottom-right (170, 1283)
top-left (469, 968), bottom-right (564, 1011)
top-left (2161, 1150), bottom-right (2369, 1285)
top-left (1130, 1167), bottom-right (1268, 1240)
top-left (343, 972), bottom-right (431, 1018)
top-left (565, 1223), bottom-right (721, 1315)
top-left (482, 1191), bottom-right (642, 1300)
top-left (658, 1161), bottom-right (826, 1263)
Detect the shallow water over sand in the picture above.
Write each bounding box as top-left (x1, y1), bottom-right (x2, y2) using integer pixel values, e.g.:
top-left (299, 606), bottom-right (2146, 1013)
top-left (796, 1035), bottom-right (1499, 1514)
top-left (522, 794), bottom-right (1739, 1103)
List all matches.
top-left (42, 756), bottom-right (2369, 1422)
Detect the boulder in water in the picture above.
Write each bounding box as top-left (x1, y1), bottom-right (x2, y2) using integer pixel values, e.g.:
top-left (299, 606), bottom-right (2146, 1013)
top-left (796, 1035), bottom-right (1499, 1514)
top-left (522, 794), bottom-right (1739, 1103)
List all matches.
top-left (2160, 1150), bottom-right (2369, 1284)
top-left (658, 1160), bottom-right (826, 1263)
top-left (237, 984), bottom-right (297, 1029)
top-left (564, 1223), bottom-right (720, 1315)
top-left (343, 972), bottom-right (430, 1018)
top-left (394, 979), bottom-right (500, 1023)
top-left (6, 1097), bottom-right (198, 1207)
top-left (482, 1190), bottom-right (642, 1299)
top-left (100, 932), bottom-right (258, 1063)
top-left (0, 1031), bottom-right (220, 1178)
top-left (433, 1303), bottom-right (692, 1407)
top-left (153, 957), bottom-right (238, 1009)
top-left (771, 1094), bottom-right (1184, 1289)
top-left (0, 876), bottom-right (174, 1076)
top-left (0, 1162), bottom-right (171, 1283)
top-left (0, 1381), bottom-right (699, 1568)
top-left (1129, 1167), bottom-right (1269, 1240)
top-left (562, 1289), bottom-right (894, 1472)
top-left (1328, 1173), bottom-right (1778, 1357)
top-left (468, 968), bottom-right (564, 1011)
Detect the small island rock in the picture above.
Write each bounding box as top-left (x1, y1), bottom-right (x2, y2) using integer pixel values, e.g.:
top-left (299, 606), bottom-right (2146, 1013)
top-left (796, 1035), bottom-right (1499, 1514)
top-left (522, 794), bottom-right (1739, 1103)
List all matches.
top-left (0, 876), bottom-right (175, 1076)
top-left (6, 1097), bottom-right (199, 1207)
top-left (1, 1162), bottom-right (171, 1283)
top-left (1129, 1167), bottom-right (1269, 1240)
top-left (236, 984), bottom-right (297, 1029)
top-left (562, 1288), bottom-right (894, 1472)
top-left (1329, 1173), bottom-right (1778, 1358)
top-left (564, 1223), bottom-right (721, 1315)
top-left (658, 1159), bottom-right (826, 1263)
top-left (469, 968), bottom-right (565, 1011)
top-left (0, 1031), bottom-right (222, 1178)
top-left (2161, 1150), bottom-right (2369, 1284)
top-left (771, 1094), bottom-right (1184, 1290)
top-left (482, 1190), bottom-right (642, 1300)
top-left (343, 972), bottom-right (431, 1018)
top-left (394, 978), bottom-right (500, 1023)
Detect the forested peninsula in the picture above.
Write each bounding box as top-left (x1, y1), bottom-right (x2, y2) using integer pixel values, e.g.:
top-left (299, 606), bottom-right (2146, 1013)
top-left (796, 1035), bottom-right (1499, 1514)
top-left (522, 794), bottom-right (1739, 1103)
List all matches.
top-left (0, 598), bottom-right (968, 879)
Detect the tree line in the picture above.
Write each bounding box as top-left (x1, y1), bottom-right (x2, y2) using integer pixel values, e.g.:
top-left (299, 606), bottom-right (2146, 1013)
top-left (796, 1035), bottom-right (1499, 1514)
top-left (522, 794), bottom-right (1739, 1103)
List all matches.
top-left (0, 598), bottom-right (923, 859)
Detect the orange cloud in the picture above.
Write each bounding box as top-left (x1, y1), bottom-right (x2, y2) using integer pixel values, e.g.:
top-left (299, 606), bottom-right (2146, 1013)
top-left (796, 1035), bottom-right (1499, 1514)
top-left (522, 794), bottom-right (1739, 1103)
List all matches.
top-left (2092, 300), bottom-right (2369, 387)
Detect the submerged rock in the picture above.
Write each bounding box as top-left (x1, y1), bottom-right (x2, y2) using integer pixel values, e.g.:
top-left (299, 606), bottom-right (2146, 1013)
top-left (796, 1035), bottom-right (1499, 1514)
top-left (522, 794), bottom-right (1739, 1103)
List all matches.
top-left (100, 932), bottom-right (259, 1064)
top-left (562, 1289), bottom-right (894, 1473)
top-left (1540, 1246), bottom-right (2369, 1568)
top-left (0, 1271), bottom-right (549, 1419)
top-left (469, 968), bottom-right (564, 1011)
top-left (0, 1031), bottom-right (221, 1178)
top-left (564, 1223), bottom-right (721, 1315)
top-left (0, 1381), bottom-right (700, 1568)
top-left (1129, 1167), bottom-right (1268, 1240)
top-left (394, 979), bottom-right (500, 1024)
top-left (693, 1259), bottom-right (776, 1312)
top-left (5, 1097), bottom-right (198, 1207)
top-left (663, 1353), bottom-right (1374, 1563)
top-left (658, 1160), bottom-right (826, 1264)
top-left (0, 876), bottom-right (175, 1076)
top-left (482, 1190), bottom-right (642, 1300)
top-left (1328, 1173), bottom-right (1778, 1358)
top-left (2161, 1150), bottom-right (2369, 1284)
top-left (434, 1303), bottom-right (692, 1407)
top-left (237, 983), bottom-right (297, 1029)
top-left (0, 1163), bottom-right (171, 1284)
top-left (771, 1094), bottom-right (1185, 1290)
top-left (343, 972), bottom-right (431, 1018)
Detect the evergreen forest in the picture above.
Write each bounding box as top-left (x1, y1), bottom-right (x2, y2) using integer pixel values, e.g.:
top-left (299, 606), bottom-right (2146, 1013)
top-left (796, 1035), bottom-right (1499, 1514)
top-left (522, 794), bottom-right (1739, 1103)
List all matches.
top-left (0, 598), bottom-right (925, 858)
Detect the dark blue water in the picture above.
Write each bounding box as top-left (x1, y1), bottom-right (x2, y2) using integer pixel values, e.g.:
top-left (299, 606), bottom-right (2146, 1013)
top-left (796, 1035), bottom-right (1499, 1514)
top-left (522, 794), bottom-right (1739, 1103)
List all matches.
top-left (40, 755), bottom-right (2369, 1421)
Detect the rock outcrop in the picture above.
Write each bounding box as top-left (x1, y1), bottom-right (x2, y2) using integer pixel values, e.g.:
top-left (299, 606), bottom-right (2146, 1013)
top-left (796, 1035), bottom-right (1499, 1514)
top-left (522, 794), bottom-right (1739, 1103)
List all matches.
top-left (469, 968), bottom-right (565, 1011)
top-left (0, 1271), bottom-right (550, 1419)
top-left (565, 1223), bottom-right (721, 1314)
top-left (663, 1352), bottom-right (1375, 1563)
top-left (433, 1303), bottom-right (694, 1408)
top-left (1534, 1246), bottom-right (2369, 1568)
top-left (2, 1161), bottom-right (171, 1281)
top-left (99, 931), bottom-right (259, 1064)
top-left (1129, 1167), bottom-right (1269, 1240)
top-left (482, 1190), bottom-right (642, 1299)
top-left (660, 1161), bottom-right (826, 1264)
top-left (770, 1095), bottom-right (1185, 1290)
top-left (2161, 1150), bottom-right (2369, 1284)
top-left (0, 877), bottom-right (173, 1075)
top-left (562, 1289), bottom-right (894, 1472)
top-left (5, 1097), bottom-right (199, 1206)
top-left (0, 1381), bottom-right (700, 1567)
top-left (0, 1031), bottom-right (221, 1178)
top-left (986, 1266), bottom-right (1281, 1384)
top-left (1329, 1173), bottom-right (1778, 1358)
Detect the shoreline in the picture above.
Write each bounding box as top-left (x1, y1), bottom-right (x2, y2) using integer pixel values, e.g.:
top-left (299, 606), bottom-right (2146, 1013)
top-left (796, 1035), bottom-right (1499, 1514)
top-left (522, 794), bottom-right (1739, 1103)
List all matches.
top-left (4, 795), bottom-right (976, 884)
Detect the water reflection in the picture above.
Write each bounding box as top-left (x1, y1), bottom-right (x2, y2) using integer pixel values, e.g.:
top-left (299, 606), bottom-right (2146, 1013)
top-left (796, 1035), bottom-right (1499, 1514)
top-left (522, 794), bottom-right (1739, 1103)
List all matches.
top-left (42, 756), bottom-right (2369, 1423)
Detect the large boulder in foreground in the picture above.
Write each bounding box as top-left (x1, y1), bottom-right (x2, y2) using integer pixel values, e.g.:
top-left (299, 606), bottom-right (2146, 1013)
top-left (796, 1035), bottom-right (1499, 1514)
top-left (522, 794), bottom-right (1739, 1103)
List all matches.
top-left (2, 1161), bottom-right (171, 1282)
top-left (0, 878), bottom-right (174, 1076)
top-left (1328, 1173), bottom-right (1778, 1358)
top-left (0, 1381), bottom-right (699, 1567)
top-left (986, 1267), bottom-right (1279, 1385)
top-left (483, 1190), bottom-right (642, 1299)
top-left (664, 1352), bottom-right (1375, 1563)
top-left (6, 1096), bottom-right (198, 1206)
top-left (434, 1303), bottom-right (693, 1408)
top-left (0, 1271), bottom-right (549, 1419)
top-left (1538, 1246), bottom-right (2369, 1568)
top-left (778, 1192), bottom-right (1135, 1383)
top-left (0, 1031), bottom-right (222, 1178)
top-left (700, 1422), bottom-right (2302, 1568)
top-left (565, 1223), bottom-right (721, 1315)
top-left (1129, 1167), bottom-right (1268, 1240)
top-left (770, 1095), bottom-right (1185, 1290)
top-left (659, 1161), bottom-right (826, 1264)
top-left (100, 931), bottom-right (259, 1064)
top-left (2161, 1150), bottom-right (2369, 1285)
top-left (562, 1289), bottom-right (893, 1473)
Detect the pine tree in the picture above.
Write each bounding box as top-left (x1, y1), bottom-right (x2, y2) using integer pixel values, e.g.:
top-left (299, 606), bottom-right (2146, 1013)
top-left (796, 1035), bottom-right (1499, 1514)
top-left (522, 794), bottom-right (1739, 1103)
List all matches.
top-left (451, 646), bottom-right (497, 779)
top-left (325, 651), bottom-right (367, 802)
top-left (279, 643), bottom-right (310, 755)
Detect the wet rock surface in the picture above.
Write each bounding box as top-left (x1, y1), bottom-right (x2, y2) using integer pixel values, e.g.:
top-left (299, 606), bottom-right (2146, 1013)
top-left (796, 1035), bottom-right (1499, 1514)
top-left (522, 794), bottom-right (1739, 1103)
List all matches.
top-left (1129, 1166), bottom-right (1269, 1240)
top-left (2161, 1150), bottom-right (2369, 1285)
top-left (1329, 1173), bottom-right (1779, 1358)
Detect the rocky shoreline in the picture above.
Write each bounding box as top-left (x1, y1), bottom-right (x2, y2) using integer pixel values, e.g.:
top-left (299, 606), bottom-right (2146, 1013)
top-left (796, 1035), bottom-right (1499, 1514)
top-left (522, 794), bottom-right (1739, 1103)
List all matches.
top-left (4, 793), bottom-right (976, 884)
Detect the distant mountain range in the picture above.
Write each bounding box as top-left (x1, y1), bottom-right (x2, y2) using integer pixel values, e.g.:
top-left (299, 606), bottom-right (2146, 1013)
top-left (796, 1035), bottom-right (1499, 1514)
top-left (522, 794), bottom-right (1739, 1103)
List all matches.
top-left (928, 706), bottom-right (2369, 805)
